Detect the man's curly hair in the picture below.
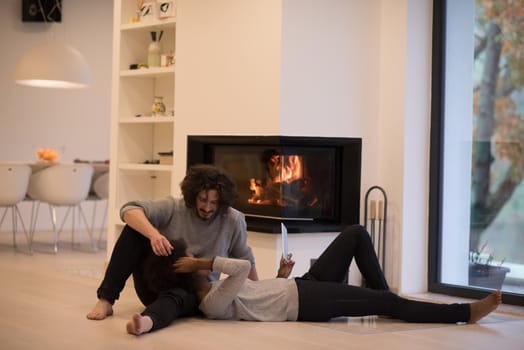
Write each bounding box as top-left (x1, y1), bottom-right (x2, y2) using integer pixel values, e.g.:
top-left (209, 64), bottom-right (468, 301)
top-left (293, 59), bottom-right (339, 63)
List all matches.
top-left (180, 164), bottom-right (238, 213)
top-left (142, 239), bottom-right (194, 293)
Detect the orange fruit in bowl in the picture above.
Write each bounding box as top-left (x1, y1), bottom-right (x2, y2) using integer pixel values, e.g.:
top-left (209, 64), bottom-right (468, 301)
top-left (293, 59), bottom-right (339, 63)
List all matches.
top-left (36, 148), bottom-right (59, 162)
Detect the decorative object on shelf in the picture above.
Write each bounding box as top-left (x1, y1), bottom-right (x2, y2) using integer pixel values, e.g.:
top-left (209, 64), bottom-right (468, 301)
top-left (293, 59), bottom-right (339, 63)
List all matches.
top-left (36, 148), bottom-right (60, 163)
top-left (132, 0), bottom-right (144, 23)
top-left (161, 52), bottom-right (175, 67)
top-left (152, 96), bottom-right (166, 116)
top-left (469, 243), bottom-right (510, 289)
top-left (140, 1), bottom-right (156, 22)
top-left (363, 186), bottom-right (387, 273)
top-left (158, 151), bottom-right (173, 165)
top-left (158, 1), bottom-right (176, 19)
top-left (148, 30), bottom-right (163, 67)
top-left (143, 159), bottom-right (160, 164)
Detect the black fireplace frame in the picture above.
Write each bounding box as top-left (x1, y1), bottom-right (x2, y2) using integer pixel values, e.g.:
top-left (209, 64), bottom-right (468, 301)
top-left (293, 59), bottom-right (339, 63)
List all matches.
top-left (187, 135), bottom-right (362, 233)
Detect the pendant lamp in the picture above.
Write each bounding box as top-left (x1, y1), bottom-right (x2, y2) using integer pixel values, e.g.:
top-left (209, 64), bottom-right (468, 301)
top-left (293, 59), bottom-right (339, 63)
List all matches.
top-left (13, 42), bottom-right (91, 89)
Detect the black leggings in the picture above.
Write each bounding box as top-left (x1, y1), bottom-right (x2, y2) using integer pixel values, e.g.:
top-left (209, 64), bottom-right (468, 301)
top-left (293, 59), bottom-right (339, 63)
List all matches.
top-left (296, 225), bottom-right (470, 323)
top-left (96, 225), bottom-right (197, 329)
top-left (300, 224), bottom-right (389, 289)
top-left (296, 279), bottom-right (469, 323)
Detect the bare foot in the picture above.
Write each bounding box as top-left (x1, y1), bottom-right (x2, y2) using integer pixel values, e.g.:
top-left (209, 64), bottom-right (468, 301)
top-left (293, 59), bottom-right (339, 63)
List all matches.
top-left (468, 290), bottom-right (502, 323)
top-left (86, 299), bottom-right (114, 320)
top-left (126, 313), bottom-right (153, 336)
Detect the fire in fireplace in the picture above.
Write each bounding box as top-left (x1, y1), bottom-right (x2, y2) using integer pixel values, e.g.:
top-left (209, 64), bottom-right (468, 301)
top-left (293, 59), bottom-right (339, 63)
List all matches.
top-left (187, 135), bottom-right (362, 233)
top-left (249, 153), bottom-right (317, 206)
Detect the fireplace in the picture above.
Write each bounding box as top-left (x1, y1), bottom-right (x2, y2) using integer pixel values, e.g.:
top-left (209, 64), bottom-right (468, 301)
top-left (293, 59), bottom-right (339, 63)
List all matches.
top-left (187, 135), bottom-right (362, 233)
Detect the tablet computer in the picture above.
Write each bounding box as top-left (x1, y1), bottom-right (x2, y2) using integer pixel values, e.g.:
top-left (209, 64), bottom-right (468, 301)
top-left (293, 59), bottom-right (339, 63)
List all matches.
top-left (281, 222), bottom-right (288, 259)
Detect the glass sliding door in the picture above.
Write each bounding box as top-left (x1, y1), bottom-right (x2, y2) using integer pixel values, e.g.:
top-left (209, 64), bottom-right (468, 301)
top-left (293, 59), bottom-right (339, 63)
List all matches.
top-left (429, 0), bottom-right (524, 305)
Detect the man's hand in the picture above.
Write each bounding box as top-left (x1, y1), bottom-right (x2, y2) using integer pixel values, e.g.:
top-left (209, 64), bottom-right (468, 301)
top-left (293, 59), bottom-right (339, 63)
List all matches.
top-left (276, 253), bottom-right (295, 278)
top-left (122, 208), bottom-right (173, 256)
top-left (150, 233), bottom-right (173, 256)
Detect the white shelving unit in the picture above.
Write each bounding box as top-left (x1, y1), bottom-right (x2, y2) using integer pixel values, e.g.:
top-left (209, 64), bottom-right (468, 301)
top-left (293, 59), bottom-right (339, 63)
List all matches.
top-left (107, 1), bottom-right (177, 256)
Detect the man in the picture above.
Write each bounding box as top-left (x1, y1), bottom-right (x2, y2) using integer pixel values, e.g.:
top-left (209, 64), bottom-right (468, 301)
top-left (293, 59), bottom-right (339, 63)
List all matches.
top-left (87, 164), bottom-right (258, 321)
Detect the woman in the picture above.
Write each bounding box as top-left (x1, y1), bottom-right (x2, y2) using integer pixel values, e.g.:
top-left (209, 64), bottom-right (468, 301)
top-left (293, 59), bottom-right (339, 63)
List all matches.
top-left (127, 226), bottom-right (501, 335)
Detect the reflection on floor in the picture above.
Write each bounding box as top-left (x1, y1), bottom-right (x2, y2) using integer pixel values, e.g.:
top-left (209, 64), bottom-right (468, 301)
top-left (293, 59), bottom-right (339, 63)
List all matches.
top-left (0, 232), bottom-right (523, 350)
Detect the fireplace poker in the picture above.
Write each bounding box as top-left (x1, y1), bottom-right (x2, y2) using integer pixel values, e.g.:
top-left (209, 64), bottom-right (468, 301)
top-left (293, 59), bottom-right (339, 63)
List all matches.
top-left (377, 200), bottom-right (384, 269)
top-left (369, 200), bottom-right (376, 248)
top-left (363, 186), bottom-right (388, 274)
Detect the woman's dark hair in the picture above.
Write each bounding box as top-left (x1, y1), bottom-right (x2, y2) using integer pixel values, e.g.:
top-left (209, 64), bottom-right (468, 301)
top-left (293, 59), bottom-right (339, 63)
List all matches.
top-left (180, 164), bottom-right (238, 213)
top-left (142, 239), bottom-right (194, 293)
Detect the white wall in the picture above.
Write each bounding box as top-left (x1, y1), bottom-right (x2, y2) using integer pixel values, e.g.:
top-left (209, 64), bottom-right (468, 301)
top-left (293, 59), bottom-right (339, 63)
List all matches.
top-left (0, 0), bottom-right (113, 230)
top-left (173, 0), bottom-right (283, 185)
top-left (398, 0), bottom-right (433, 293)
top-left (280, 0), bottom-right (381, 188)
top-left (279, 0), bottom-right (382, 283)
top-left (1, 0), bottom-right (435, 295)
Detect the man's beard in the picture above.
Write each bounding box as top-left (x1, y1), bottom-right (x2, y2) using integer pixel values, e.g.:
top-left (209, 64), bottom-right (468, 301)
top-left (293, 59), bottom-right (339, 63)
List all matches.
top-left (198, 209), bottom-right (215, 220)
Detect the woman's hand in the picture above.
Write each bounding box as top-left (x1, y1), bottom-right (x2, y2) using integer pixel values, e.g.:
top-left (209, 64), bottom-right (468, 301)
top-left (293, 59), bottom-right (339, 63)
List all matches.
top-left (174, 256), bottom-right (214, 273)
top-left (174, 256), bottom-right (200, 273)
top-left (174, 257), bottom-right (198, 272)
top-left (277, 253), bottom-right (295, 278)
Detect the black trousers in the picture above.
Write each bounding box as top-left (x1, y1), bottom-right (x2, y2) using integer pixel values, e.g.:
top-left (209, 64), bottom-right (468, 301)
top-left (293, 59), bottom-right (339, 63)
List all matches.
top-left (96, 225), bottom-right (198, 330)
top-left (296, 225), bottom-right (470, 323)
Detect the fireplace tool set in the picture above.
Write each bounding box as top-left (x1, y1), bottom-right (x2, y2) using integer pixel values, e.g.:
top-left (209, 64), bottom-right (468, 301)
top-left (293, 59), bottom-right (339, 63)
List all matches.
top-left (363, 186), bottom-right (387, 273)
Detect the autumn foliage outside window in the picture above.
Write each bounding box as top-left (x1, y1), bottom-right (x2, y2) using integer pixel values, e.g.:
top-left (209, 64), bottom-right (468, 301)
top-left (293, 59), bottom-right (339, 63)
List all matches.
top-left (470, 0), bottom-right (524, 265)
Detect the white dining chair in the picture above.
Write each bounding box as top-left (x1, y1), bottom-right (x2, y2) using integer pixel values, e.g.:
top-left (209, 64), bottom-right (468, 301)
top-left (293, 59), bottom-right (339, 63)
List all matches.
top-left (88, 171), bottom-right (109, 248)
top-left (27, 163), bottom-right (97, 253)
top-left (0, 163), bottom-right (32, 253)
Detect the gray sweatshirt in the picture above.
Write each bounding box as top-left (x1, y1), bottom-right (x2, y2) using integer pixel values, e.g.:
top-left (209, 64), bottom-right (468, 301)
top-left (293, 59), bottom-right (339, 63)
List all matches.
top-left (121, 196), bottom-right (255, 281)
top-left (199, 256), bottom-right (299, 321)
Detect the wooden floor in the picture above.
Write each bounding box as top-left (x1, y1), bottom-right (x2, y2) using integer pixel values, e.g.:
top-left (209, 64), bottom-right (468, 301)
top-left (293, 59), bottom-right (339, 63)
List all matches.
top-left (1, 232), bottom-right (524, 350)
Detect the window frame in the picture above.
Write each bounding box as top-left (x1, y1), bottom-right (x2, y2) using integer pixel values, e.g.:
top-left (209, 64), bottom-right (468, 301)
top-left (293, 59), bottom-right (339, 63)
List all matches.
top-left (428, 0), bottom-right (523, 306)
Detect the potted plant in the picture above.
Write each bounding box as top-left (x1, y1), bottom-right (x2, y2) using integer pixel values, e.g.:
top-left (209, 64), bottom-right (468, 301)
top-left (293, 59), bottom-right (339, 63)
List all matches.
top-left (469, 243), bottom-right (510, 289)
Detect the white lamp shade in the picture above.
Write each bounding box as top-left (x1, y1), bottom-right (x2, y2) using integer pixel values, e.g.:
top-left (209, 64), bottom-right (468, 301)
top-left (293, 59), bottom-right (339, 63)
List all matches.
top-left (13, 42), bottom-right (91, 89)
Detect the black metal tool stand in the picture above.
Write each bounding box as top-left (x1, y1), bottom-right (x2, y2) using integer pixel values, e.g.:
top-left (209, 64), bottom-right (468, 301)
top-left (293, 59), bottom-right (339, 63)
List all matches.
top-left (363, 186), bottom-right (387, 273)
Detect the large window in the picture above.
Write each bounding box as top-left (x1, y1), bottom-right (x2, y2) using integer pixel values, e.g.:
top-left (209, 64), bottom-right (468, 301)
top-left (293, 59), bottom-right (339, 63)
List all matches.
top-left (430, 0), bottom-right (524, 306)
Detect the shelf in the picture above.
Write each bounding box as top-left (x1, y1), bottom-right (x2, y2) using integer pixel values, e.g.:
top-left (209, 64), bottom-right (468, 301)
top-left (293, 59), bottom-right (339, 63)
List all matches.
top-left (121, 17), bottom-right (176, 31)
top-left (119, 116), bottom-right (174, 124)
top-left (120, 66), bottom-right (175, 78)
top-left (109, 0), bottom-right (177, 256)
top-left (118, 163), bottom-right (173, 172)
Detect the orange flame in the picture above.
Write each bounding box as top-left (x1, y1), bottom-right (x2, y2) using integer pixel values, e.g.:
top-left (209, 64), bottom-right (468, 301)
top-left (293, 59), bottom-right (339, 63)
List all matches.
top-left (249, 155), bottom-right (314, 207)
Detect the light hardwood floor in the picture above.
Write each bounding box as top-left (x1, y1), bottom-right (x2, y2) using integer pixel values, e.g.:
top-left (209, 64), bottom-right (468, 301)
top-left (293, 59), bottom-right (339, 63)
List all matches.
top-left (1, 232), bottom-right (523, 350)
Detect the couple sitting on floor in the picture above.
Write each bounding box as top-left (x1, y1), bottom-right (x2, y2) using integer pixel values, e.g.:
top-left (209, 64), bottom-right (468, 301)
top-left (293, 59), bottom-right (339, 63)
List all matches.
top-left (86, 164), bottom-right (501, 336)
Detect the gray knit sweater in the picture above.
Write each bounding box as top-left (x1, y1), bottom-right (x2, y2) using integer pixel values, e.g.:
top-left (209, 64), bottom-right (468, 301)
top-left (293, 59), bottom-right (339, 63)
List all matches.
top-left (199, 256), bottom-right (299, 321)
top-left (121, 196), bottom-right (255, 281)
